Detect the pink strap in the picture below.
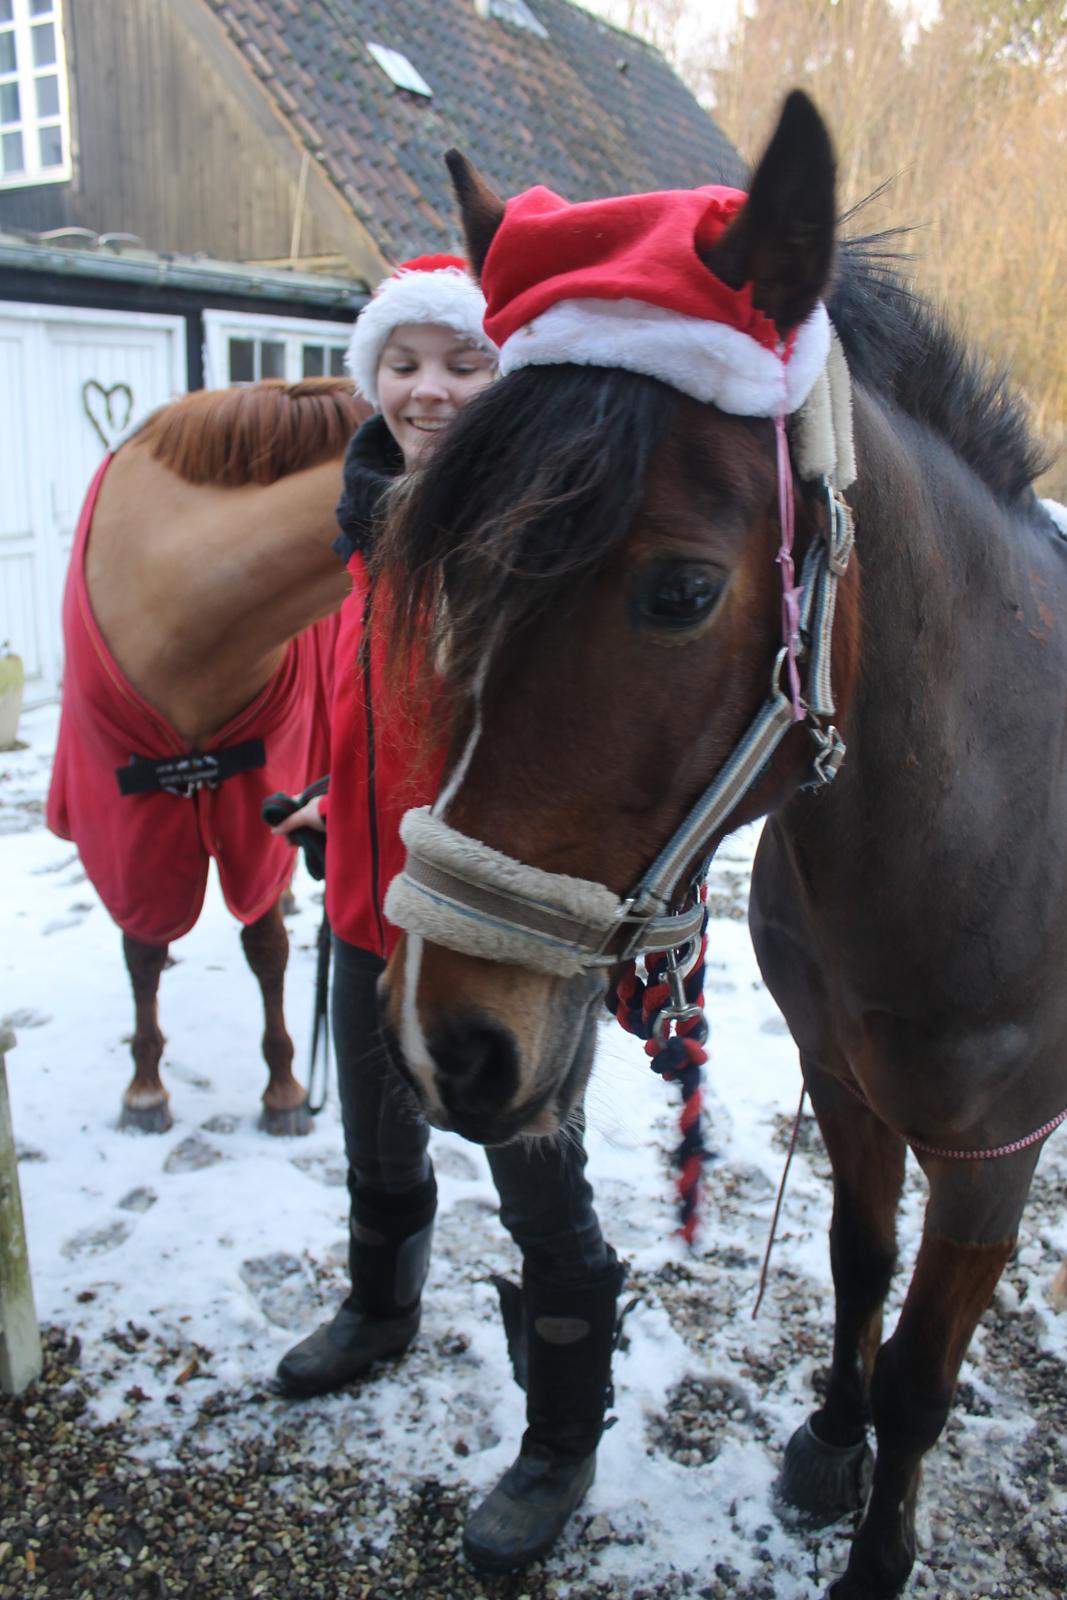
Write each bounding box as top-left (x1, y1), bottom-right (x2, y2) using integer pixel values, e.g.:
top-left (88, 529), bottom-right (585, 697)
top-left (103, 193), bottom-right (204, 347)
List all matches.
top-left (775, 414), bottom-right (804, 723)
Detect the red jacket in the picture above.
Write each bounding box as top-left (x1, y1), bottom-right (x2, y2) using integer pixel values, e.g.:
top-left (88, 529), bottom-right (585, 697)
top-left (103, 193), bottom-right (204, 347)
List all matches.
top-left (324, 417), bottom-right (445, 956)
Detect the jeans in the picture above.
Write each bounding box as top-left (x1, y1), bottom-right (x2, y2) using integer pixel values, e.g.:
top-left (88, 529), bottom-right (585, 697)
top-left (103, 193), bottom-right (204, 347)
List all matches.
top-left (332, 933), bottom-right (610, 1287)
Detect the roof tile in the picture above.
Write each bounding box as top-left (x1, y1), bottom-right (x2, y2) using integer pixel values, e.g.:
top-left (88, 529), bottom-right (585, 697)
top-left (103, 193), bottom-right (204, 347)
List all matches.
top-left (202, 0), bottom-right (746, 268)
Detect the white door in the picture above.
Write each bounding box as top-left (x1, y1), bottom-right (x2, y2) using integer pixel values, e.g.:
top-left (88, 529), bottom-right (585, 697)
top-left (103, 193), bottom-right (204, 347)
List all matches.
top-left (0, 302), bottom-right (186, 704)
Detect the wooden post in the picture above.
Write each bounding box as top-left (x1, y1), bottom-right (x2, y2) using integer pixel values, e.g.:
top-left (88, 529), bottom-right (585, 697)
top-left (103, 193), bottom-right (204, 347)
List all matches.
top-left (0, 1025), bottom-right (42, 1394)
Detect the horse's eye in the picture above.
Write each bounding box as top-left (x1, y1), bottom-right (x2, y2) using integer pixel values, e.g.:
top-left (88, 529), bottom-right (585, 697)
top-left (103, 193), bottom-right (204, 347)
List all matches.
top-left (634, 564), bottom-right (722, 630)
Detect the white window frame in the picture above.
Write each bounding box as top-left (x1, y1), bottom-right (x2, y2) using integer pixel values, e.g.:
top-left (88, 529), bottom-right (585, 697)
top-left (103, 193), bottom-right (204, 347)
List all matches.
top-left (0, 0), bottom-right (73, 190)
top-left (202, 308), bottom-right (355, 390)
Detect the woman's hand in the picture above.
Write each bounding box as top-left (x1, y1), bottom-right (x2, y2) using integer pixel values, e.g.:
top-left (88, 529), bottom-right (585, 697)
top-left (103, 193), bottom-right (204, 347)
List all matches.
top-left (271, 795), bottom-right (326, 835)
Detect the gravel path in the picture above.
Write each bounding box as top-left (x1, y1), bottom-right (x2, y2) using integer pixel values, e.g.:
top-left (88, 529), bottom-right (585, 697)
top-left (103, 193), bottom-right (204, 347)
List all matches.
top-left (3, 715), bottom-right (1066, 1599)
top-left (3, 1143), bottom-right (1065, 1600)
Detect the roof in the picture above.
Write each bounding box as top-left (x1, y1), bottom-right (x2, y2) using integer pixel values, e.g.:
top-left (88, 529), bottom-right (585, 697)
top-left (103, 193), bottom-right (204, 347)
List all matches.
top-left (0, 226), bottom-right (364, 309)
top-left (202, 0), bottom-right (747, 267)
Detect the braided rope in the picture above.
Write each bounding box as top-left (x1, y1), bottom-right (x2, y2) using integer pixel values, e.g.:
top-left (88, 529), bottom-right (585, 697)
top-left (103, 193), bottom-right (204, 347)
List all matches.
top-left (606, 887), bottom-right (711, 1245)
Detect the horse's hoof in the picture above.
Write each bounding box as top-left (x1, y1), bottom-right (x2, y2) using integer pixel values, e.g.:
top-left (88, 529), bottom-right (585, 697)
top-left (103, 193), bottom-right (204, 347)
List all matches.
top-left (259, 1100), bottom-right (313, 1137)
top-left (775, 1416), bottom-right (873, 1528)
top-left (119, 1100), bottom-right (174, 1134)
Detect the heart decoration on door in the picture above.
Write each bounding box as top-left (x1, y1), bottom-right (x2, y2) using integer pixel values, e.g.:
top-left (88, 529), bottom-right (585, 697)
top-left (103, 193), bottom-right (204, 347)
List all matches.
top-left (82, 380), bottom-right (134, 449)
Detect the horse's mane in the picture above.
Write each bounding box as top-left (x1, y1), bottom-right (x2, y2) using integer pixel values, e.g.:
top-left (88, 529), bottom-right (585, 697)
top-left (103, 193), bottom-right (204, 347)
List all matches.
top-left (134, 378), bottom-right (369, 487)
top-left (831, 234), bottom-right (1048, 503)
top-left (376, 238), bottom-right (1048, 703)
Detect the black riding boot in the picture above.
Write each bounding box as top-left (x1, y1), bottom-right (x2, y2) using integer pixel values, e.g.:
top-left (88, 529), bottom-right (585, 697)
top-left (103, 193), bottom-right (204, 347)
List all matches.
top-left (463, 1250), bottom-right (626, 1573)
top-left (276, 1174), bottom-right (436, 1398)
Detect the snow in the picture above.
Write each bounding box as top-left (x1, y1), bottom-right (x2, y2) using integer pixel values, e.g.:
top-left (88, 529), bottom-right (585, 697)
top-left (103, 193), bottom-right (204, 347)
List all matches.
top-left (3, 702), bottom-right (1066, 1596)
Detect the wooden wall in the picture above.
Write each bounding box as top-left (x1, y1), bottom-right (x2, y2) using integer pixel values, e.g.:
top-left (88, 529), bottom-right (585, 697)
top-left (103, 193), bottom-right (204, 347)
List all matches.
top-left (0, 0), bottom-right (347, 265)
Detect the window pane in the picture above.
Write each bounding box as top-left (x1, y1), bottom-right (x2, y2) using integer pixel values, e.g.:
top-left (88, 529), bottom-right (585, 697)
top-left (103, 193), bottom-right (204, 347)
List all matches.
top-left (228, 338), bottom-right (255, 383)
top-left (31, 22), bottom-right (56, 68)
top-left (260, 341), bottom-right (285, 379)
top-left (0, 2), bottom-right (12, 23)
top-left (0, 32), bottom-right (15, 74)
top-left (35, 73), bottom-right (58, 117)
top-left (1, 127), bottom-right (23, 173)
top-left (38, 121), bottom-right (61, 166)
top-left (302, 345), bottom-right (324, 378)
top-left (328, 347), bottom-right (346, 377)
top-left (31, 0), bottom-right (55, 15)
top-left (0, 80), bottom-right (18, 123)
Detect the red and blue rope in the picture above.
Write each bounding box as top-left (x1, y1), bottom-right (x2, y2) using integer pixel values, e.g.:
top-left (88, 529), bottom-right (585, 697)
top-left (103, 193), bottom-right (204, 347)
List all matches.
top-left (606, 887), bottom-right (711, 1245)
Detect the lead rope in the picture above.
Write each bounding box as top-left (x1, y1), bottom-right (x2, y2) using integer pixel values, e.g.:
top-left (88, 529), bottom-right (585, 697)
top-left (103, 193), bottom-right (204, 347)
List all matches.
top-left (607, 885), bottom-right (710, 1245)
top-left (752, 1083), bottom-right (807, 1317)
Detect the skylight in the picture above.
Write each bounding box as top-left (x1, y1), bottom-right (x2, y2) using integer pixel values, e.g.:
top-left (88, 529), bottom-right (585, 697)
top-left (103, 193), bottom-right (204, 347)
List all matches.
top-left (477, 0), bottom-right (549, 40)
top-left (366, 42), bottom-right (433, 97)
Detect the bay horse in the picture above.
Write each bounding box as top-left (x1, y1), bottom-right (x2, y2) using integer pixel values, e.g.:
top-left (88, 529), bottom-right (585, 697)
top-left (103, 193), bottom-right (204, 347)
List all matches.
top-left (47, 378), bottom-right (367, 1135)
top-left (370, 95), bottom-right (1067, 1598)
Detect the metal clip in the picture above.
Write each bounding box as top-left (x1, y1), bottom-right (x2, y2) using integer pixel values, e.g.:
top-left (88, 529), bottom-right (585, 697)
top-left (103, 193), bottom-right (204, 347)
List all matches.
top-left (807, 722), bottom-right (847, 786)
top-left (159, 752), bottom-right (222, 798)
top-left (654, 937), bottom-right (705, 1045)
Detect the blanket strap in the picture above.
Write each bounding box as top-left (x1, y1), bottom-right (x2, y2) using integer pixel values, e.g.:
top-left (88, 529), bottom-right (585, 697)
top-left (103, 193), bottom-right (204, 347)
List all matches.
top-left (115, 739), bottom-right (266, 799)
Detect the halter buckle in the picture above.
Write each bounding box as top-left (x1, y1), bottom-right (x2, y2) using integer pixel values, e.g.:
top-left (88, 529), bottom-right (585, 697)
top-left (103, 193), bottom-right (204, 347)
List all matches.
top-left (825, 484), bottom-right (855, 577)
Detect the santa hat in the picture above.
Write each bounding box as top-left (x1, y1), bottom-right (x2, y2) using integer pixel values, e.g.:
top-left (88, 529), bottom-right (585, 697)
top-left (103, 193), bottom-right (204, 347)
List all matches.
top-left (346, 254), bottom-right (497, 407)
top-left (480, 186), bottom-right (830, 417)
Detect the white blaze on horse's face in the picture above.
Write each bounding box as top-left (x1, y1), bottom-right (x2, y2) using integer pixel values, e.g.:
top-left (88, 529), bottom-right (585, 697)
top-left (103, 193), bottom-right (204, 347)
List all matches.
top-left (383, 633), bottom-right (606, 1142)
top-left (383, 932), bottom-right (602, 1144)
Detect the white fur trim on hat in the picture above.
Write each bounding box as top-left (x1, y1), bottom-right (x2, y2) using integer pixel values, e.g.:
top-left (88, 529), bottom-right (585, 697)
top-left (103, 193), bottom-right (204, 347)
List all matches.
top-left (346, 267), bottom-right (496, 406)
top-left (498, 297), bottom-right (831, 417)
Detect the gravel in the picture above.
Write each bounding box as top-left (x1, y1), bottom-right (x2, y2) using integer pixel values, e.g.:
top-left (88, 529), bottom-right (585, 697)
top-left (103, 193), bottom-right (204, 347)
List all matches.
top-left (4, 1154), bottom-right (1065, 1600)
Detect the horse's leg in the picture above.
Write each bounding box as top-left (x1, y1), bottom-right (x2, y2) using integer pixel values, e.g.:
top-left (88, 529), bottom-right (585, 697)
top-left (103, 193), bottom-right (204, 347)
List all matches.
top-left (240, 899), bottom-right (311, 1136)
top-left (828, 1146), bottom-right (1041, 1600)
top-left (777, 1059), bottom-right (906, 1524)
top-left (119, 933), bottom-right (173, 1133)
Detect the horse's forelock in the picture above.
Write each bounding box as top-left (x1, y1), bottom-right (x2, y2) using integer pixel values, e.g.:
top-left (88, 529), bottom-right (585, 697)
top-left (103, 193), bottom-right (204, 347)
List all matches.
top-left (135, 378), bottom-right (369, 487)
top-left (373, 365), bottom-right (678, 712)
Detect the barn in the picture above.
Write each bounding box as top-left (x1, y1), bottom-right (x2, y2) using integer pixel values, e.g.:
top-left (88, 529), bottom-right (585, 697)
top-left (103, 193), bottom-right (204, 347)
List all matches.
top-left (0, 0), bottom-right (742, 704)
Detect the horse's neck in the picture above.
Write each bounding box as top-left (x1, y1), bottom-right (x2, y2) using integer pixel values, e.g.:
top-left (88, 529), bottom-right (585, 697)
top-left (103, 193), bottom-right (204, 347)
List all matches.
top-left (85, 443), bottom-right (350, 745)
top-left (851, 391), bottom-right (1062, 725)
top-left (782, 387), bottom-right (1067, 933)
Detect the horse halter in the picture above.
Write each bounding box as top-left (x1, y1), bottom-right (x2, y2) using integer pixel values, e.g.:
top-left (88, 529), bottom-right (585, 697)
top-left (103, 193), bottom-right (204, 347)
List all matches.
top-left (385, 345), bottom-right (857, 983)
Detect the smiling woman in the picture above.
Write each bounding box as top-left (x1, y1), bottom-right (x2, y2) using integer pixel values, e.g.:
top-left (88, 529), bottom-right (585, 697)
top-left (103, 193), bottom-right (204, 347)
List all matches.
top-left (270, 253), bottom-right (627, 1579)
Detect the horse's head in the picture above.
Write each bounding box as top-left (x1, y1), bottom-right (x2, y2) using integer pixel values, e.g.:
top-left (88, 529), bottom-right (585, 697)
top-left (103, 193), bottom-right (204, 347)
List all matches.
top-left (376, 93), bottom-right (856, 1145)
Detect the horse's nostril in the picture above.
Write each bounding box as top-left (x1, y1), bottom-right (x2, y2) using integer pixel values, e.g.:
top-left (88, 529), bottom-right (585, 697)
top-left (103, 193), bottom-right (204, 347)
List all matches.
top-left (430, 1014), bottom-right (519, 1118)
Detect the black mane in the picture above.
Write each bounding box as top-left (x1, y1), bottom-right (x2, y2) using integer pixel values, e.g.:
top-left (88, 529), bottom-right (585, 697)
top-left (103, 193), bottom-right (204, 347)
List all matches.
top-left (831, 235), bottom-right (1047, 503)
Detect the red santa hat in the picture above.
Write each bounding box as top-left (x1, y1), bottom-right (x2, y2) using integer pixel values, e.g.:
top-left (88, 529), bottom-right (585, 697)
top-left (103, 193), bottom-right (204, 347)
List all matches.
top-left (480, 186), bottom-right (830, 416)
top-left (346, 254), bottom-right (497, 406)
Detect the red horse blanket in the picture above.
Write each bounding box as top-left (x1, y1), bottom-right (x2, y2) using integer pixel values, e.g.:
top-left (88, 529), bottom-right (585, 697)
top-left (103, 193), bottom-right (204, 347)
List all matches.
top-left (47, 454), bottom-right (338, 944)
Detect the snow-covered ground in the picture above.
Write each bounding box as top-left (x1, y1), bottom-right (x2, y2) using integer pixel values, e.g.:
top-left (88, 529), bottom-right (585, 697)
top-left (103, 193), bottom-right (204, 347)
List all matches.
top-left (2, 703), bottom-right (1065, 1597)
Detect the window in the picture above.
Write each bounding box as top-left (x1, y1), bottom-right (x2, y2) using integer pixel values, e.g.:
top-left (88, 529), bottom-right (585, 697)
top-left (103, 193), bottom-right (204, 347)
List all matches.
top-left (301, 344), bottom-right (347, 379)
top-left (204, 311), bottom-right (353, 389)
top-left (366, 41), bottom-right (432, 97)
top-left (227, 336), bottom-right (286, 383)
top-left (0, 0), bottom-right (72, 188)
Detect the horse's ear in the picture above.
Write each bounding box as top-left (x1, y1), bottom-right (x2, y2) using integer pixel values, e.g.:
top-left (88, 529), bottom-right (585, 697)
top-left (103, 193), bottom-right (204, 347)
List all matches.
top-left (700, 90), bottom-right (836, 336)
top-left (445, 149), bottom-right (506, 279)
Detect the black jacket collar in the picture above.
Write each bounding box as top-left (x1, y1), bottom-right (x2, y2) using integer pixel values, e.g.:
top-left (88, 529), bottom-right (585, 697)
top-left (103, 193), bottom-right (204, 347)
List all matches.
top-left (333, 412), bottom-right (405, 564)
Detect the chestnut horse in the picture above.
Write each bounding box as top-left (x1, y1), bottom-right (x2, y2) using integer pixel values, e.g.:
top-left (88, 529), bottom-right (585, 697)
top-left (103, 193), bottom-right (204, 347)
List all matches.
top-left (48, 379), bottom-right (366, 1135)
top-left (372, 96), bottom-right (1067, 1598)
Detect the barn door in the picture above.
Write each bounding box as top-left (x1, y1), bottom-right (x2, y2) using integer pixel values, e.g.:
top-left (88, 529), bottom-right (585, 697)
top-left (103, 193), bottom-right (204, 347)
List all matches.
top-left (0, 303), bottom-right (186, 704)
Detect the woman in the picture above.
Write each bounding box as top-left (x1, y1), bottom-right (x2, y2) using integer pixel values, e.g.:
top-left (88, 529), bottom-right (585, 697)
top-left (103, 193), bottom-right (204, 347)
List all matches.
top-left (273, 256), bottom-right (624, 1573)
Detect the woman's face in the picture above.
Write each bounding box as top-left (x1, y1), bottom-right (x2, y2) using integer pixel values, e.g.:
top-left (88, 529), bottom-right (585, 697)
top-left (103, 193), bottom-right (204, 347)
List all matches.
top-left (377, 322), bottom-right (496, 468)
